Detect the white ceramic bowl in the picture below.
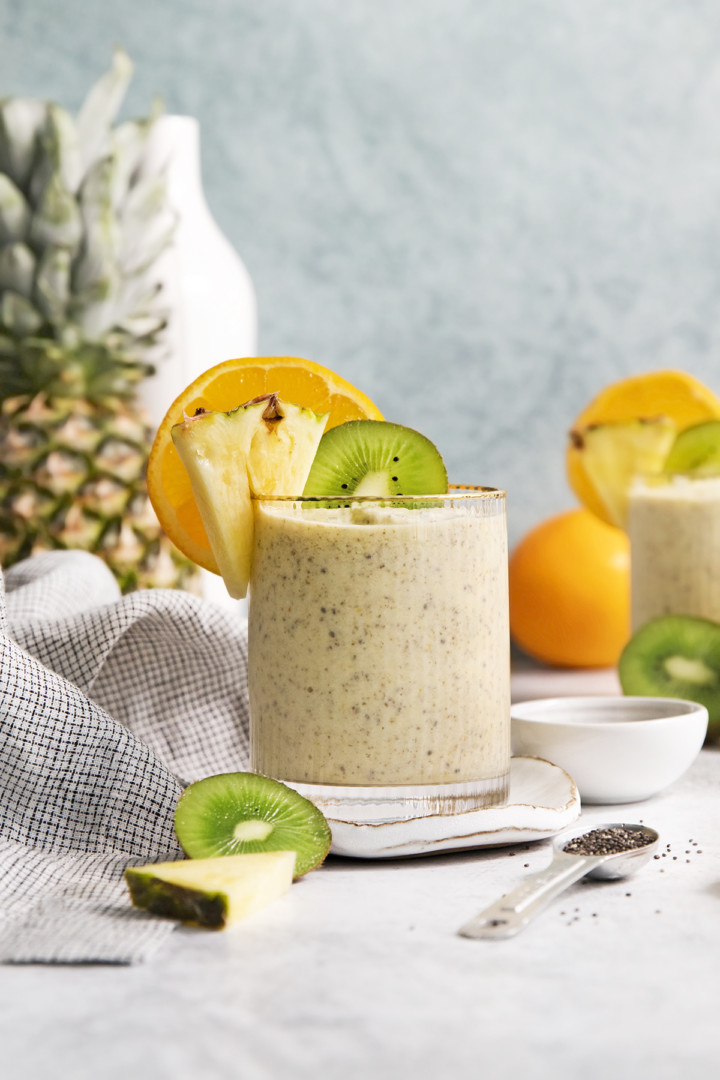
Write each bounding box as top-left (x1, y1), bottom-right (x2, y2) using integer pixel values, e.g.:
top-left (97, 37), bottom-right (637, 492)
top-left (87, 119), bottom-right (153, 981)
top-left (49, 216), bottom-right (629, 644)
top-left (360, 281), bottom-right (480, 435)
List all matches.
top-left (511, 696), bottom-right (708, 804)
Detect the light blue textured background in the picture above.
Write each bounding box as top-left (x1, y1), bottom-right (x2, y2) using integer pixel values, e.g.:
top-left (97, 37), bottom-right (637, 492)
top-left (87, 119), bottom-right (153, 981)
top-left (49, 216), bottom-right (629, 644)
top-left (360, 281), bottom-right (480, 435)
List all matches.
top-left (3, 0), bottom-right (720, 545)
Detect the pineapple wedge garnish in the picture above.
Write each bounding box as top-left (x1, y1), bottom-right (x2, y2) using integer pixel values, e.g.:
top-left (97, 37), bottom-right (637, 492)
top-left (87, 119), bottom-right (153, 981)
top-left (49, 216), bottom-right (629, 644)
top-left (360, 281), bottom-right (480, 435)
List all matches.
top-left (125, 851), bottom-right (296, 929)
top-left (569, 416), bottom-right (678, 530)
top-left (172, 393), bottom-right (328, 598)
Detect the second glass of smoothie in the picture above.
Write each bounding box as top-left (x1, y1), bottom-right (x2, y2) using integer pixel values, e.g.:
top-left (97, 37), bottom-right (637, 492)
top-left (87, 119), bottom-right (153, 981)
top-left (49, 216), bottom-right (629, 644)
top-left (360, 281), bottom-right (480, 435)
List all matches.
top-left (629, 475), bottom-right (720, 629)
top-left (248, 487), bottom-right (510, 818)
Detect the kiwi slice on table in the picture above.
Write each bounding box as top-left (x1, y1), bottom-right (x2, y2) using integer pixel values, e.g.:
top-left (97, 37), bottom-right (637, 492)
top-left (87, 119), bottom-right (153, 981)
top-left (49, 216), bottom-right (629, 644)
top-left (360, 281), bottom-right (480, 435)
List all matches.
top-left (302, 420), bottom-right (448, 498)
top-left (618, 615), bottom-right (720, 737)
top-left (663, 421), bottom-right (720, 477)
top-left (174, 772), bottom-right (332, 879)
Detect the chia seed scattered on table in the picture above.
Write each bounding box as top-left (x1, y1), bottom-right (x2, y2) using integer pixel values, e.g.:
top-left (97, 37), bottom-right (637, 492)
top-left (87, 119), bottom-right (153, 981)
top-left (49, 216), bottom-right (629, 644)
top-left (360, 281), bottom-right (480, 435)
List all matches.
top-left (563, 826), bottom-right (654, 856)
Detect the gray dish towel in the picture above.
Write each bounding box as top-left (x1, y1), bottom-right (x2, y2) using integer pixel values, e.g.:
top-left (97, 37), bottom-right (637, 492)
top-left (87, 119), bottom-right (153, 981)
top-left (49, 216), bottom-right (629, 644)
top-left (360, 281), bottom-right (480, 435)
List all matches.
top-left (0, 550), bottom-right (251, 964)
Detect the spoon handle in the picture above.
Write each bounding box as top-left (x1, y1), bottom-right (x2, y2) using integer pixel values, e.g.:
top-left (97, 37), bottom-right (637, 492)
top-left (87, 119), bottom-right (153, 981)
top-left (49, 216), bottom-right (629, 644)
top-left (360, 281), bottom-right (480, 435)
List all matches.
top-left (458, 853), bottom-right (600, 939)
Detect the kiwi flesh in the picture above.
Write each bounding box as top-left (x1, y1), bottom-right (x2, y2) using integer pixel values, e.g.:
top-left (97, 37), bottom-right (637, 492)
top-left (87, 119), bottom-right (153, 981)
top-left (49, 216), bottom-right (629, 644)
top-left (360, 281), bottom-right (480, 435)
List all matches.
top-left (174, 772), bottom-right (332, 878)
top-left (302, 420), bottom-right (448, 498)
top-left (618, 615), bottom-right (720, 737)
top-left (663, 421), bottom-right (720, 477)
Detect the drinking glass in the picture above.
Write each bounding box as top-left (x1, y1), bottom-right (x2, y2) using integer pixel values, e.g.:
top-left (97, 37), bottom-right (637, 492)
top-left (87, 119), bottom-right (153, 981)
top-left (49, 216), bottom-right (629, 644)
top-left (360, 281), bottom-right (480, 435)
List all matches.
top-left (629, 475), bottom-right (720, 629)
top-left (248, 487), bottom-right (510, 821)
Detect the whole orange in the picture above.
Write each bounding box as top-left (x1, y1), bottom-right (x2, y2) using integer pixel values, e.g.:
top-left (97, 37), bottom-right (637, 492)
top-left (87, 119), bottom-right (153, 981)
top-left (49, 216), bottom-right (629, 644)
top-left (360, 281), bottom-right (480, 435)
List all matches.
top-left (509, 509), bottom-right (630, 668)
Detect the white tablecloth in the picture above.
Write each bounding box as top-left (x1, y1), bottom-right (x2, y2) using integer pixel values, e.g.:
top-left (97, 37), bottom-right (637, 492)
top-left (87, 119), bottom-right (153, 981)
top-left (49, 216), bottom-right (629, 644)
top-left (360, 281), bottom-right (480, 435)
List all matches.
top-left (1, 658), bottom-right (717, 1080)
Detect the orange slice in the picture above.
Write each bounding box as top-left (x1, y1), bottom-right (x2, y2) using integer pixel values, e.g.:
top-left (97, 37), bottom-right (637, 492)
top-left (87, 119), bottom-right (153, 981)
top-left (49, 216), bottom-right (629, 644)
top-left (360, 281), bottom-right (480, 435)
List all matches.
top-left (567, 370), bottom-right (720, 525)
top-left (147, 356), bottom-right (384, 572)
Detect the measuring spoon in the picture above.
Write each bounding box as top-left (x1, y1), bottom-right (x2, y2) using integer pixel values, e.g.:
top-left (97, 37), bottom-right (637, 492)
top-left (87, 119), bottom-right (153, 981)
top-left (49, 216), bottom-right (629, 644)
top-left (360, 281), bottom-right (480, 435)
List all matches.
top-left (458, 822), bottom-right (659, 940)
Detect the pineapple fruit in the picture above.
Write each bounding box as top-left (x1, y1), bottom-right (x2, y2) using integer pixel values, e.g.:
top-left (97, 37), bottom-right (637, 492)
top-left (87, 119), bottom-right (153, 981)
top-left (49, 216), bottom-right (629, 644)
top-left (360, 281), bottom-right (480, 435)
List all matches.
top-left (0, 49), bottom-right (197, 592)
top-left (171, 393), bottom-right (328, 598)
top-left (568, 416), bottom-right (678, 530)
top-left (125, 850), bottom-right (297, 929)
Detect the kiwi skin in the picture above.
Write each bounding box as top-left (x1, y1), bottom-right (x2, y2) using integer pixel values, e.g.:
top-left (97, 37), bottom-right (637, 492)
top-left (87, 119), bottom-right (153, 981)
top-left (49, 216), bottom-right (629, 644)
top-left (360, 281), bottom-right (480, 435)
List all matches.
top-left (618, 614), bottom-right (720, 740)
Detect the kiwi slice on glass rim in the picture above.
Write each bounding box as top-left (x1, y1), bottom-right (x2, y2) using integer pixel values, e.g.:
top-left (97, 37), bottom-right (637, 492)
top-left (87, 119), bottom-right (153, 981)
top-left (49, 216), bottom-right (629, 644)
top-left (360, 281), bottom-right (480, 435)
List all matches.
top-left (175, 773), bottom-right (332, 879)
top-left (618, 614), bottom-right (720, 737)
top-left (302, 420), bottom-right (448, 499)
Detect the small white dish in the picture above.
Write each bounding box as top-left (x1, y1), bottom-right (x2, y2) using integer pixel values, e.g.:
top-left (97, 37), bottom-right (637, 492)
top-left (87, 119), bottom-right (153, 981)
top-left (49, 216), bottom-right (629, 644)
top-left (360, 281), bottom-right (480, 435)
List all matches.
top-left (511, 696), bottom-right (708, 804)
top-left (324, 757), bottom-right (579, 859)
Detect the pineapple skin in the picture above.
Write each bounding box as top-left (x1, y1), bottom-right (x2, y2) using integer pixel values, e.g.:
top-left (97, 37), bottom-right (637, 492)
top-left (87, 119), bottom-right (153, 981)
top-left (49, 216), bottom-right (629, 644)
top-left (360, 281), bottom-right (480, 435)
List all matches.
top-left (0, 390), bottom-right (198, 593)
top-left (126, 873), bottom-right (229, 928)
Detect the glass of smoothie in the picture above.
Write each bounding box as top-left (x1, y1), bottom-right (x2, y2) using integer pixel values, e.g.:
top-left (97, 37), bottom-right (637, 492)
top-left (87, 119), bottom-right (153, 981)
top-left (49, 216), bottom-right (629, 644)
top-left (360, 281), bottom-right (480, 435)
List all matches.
top-left (628, 475), bottom-right (720, 629)
top-left (247, 486), bottom-right (511, 821)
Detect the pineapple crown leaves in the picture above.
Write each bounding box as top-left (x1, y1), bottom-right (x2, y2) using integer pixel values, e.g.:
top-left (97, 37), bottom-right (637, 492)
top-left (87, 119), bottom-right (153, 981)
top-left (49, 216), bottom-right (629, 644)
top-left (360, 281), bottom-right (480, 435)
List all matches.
top-left (0, 47), bottom-right (174, 403)
top-left (0, 335), bottom-right (152, 401)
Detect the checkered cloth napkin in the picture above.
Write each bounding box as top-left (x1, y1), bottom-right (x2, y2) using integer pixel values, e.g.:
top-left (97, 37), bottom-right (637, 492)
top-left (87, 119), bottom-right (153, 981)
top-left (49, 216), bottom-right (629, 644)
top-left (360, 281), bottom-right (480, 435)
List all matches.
top-left (0, 551), bottom-right (251, 964)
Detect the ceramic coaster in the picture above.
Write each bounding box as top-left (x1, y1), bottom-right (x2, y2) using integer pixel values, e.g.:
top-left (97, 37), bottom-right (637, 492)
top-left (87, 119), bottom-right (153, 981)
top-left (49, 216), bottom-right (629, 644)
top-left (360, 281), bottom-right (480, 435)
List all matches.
top-left (322, 757), bottom-right (580, 859)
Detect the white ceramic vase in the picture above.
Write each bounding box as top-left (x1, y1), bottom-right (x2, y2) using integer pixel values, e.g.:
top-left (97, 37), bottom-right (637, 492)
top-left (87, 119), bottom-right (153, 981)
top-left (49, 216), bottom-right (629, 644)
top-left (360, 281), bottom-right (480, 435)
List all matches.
top-left (140, 115), bottom-right (258, 611)
top-left (139, 114), bottom-right (257, 421)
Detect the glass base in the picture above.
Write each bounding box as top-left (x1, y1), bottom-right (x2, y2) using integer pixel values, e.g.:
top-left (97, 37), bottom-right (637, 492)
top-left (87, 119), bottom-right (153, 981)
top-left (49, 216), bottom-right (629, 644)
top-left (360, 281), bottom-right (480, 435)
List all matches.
top-left (282, 772), bottom-right (509, 825)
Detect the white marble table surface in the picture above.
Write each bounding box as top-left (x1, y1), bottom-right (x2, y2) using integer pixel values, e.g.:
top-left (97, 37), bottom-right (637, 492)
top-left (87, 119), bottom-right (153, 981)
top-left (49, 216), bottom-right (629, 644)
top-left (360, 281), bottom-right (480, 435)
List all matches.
top-left (2, 667), bottom-right (719, 1080)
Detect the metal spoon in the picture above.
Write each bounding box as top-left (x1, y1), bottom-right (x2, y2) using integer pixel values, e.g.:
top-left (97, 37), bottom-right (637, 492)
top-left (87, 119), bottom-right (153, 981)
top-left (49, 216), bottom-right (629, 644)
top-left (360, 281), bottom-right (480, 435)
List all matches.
top-left (458, 822), bottom-right (659, 940)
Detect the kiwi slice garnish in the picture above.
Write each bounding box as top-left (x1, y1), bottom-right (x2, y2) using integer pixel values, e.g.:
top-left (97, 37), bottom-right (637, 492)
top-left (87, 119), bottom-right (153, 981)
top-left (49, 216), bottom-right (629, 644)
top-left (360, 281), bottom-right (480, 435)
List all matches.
top-left (174, 773), bottom-right (332, 878)
top-left (302, 420), bottom-right (448, 498)
top-left (663, 421), bottom-right (720, 477)
top-left (619, 615), bottom-right (720, 737)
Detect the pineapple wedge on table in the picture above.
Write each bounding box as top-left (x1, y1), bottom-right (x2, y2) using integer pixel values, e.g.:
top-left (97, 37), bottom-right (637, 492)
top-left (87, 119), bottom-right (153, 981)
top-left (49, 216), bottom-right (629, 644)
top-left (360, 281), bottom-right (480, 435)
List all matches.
top-left (0, 49), bottom-right (196, 591)
top-left (125, 851), bottom-right (297, 929)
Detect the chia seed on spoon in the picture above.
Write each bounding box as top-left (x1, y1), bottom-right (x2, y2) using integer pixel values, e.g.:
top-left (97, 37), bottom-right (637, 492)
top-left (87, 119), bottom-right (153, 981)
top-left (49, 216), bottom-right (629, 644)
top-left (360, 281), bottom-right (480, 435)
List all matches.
top-left (563, 825), bottom-right (654, 857)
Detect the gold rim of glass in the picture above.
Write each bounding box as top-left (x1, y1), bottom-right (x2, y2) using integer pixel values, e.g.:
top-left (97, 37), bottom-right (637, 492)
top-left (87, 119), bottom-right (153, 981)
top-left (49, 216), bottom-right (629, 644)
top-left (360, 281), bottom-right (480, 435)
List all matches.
top-left (252, 484), bottom-right (506, 503)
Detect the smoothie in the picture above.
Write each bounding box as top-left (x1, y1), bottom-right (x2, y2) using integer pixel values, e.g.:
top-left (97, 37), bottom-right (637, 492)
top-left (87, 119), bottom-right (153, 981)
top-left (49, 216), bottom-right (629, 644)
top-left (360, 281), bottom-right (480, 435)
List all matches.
top-left (629, 476), bottom-right (720, 630)
top-left (248, 492), bottom-right (510, 798)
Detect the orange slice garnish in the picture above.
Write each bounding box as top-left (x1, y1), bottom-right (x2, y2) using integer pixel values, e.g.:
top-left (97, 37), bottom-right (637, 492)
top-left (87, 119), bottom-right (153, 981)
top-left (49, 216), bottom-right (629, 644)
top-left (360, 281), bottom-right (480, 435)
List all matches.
top-left (567, 370), bottom-right (720, 525)
top-left (147, 356), bottom-right (384, 572)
